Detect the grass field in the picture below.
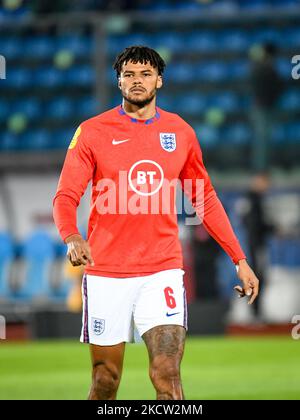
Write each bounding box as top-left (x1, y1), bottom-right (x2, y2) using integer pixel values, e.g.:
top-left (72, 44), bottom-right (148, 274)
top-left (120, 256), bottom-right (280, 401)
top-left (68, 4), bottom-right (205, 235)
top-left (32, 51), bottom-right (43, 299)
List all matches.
top-left (0, 336), bottom-right (299, 400)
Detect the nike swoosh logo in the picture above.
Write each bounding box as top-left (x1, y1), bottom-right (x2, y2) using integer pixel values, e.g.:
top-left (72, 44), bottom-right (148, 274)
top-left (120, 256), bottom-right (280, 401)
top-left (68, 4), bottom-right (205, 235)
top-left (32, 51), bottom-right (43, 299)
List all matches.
top-left (166, 312), bottom-right (180, 317)
top-left (112, 139), bottom-right (130, 145)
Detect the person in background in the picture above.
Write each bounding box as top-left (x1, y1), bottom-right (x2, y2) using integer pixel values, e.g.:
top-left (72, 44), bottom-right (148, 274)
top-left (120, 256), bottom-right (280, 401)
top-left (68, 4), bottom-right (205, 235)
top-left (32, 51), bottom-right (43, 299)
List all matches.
top-left (242, 171), bottom-right (275, 321)
top-left (249, 42), bottom-right (283, 172)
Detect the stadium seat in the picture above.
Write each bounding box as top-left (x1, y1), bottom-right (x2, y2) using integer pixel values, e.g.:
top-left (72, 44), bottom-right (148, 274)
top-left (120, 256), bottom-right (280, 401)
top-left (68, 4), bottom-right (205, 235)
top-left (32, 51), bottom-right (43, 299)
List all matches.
top-left (76, 96), bottom-right (100, 118)
top-left (208, 92), bottom-right (240, 113)
top-left (0, 232), bottom-right (14, 299)
top-left (65, 65), bottom-right (95, 87)
top-left (5, 68), bottom-right (33, 88)
top-left (167, 62), bottom-right (196, 83)
top-left (227, 60), bottom-right (249, 81)
top-left (21, 130), bottom-right (51, 150)
top-left (223, 123), bottom-right (252, 144)
top-left (16, 231), bottom-right (55, 299)
top-left (279, 90), bottom-right (300, 111)
top-left (185, 31), bottom-right (218, 53)
top-left (0, 132), bottom-right (20, 151)
top-left (217, 30), bottom-right (250, 52)
top-left (11, 98), bottom-right (42, 120)
top-left (195, 61), bottom-right (228, 82)
top-left (35, 67), bottom-right (65, 87)
top-left (47, 97), bottom-right (74, 119)
top-left (0, 37), bottom-right (22, 59)
top-left (24, 36), bottom-right (55, 59)
top-left (56, 35), bottom-right (92, 57)
top-left (174, 93), bottom-right (207, 114)
top-left (194, 124), bottom-right (220, 148)
top-left (152, 32), bottom-right (185, 52)
top-left (0, 99), bottom-right (10, 122)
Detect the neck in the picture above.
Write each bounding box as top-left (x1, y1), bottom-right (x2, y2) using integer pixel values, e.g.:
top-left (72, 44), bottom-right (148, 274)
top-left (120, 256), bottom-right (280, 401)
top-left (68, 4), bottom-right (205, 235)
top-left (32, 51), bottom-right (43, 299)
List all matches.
top-left (122, 97), bottom-right (157, 120)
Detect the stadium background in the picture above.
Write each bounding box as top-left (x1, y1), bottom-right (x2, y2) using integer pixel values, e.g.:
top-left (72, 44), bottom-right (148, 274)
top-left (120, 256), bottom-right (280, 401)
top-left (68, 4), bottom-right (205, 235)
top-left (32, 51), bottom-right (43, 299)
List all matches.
top-left (0, 0), bottom-right (299, 400)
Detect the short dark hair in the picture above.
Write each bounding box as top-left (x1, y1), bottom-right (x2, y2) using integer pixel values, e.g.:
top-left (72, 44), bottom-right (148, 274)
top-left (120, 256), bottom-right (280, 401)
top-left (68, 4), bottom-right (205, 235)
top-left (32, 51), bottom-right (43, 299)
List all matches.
top-left (113, 45), bottom-right (166, 77)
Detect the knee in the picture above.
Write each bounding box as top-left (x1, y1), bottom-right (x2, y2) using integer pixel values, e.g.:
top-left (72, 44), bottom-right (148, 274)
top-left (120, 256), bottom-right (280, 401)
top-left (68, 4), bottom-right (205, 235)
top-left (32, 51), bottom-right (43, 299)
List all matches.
top-left (92, 361), bottom-right (121, 399)
top-left (149, 358), bottom-right (180, 389)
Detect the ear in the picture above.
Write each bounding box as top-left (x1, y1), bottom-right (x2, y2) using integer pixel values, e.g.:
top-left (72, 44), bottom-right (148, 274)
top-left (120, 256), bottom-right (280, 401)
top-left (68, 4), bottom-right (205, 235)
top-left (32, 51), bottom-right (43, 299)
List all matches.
top-left (156, 75), bottom-right (163, 89)
top-left (118, 77), bottom-right (122, 90)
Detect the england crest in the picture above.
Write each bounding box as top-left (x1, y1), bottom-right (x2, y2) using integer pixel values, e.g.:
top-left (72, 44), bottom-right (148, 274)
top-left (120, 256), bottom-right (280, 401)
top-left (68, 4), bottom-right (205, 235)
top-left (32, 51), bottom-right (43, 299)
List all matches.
top-left (91, 317), bottom-right (105, 335)
top-left (160, 133), bottom-right (176, 152)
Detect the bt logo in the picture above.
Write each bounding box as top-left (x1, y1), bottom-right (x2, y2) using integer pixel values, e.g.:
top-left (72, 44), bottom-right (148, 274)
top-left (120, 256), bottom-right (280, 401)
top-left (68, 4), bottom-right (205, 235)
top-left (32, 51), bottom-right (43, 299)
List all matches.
top-left (128, 160), bottom-right (164, 196)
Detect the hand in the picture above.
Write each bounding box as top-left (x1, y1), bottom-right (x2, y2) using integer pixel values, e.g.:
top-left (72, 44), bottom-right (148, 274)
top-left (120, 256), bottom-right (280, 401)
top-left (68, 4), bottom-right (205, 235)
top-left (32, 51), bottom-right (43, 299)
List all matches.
top-left (65, 234), bottom-right (95, 267)
top-left (234, 259), bottom-right (259, 305)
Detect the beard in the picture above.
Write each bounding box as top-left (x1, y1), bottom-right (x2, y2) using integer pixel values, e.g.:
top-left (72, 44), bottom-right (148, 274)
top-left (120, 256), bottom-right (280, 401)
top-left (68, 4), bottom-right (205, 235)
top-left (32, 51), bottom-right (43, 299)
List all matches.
top-left (122, 88), bottom-right (156, 108)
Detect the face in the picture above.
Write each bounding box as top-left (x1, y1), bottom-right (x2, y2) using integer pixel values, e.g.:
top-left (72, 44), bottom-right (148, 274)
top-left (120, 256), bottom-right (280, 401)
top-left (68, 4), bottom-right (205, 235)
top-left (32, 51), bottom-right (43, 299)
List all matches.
top-left (118, 60), bottom-right (163, 107)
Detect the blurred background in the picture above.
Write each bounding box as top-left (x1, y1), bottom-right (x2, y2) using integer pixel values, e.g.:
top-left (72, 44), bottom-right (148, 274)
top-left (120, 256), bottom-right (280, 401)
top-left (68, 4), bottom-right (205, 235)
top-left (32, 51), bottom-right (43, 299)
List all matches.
top-left (0, 0), bottom-right (300, 400)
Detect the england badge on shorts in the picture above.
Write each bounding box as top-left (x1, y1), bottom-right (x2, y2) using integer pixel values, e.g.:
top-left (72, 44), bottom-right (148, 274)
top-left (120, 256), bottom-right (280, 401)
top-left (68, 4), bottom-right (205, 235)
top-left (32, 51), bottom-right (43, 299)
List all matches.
top-left (160, 133), bottom-right (176, 152)
top-left (92, 317), bottom-right (105, 335)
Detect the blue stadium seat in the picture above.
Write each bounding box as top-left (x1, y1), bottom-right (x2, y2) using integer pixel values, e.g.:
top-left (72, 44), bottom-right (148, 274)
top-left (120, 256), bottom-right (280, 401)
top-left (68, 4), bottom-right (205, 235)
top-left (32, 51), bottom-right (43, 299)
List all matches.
top-left (0, 99), bottom-right (9, 122)
top-left (217, 30), bottom-right (250, 52)
top-left (174, 93), bottom-right (207, 114)
top-left (21, 130), bottom-right (51, 150)
top-left (5, 68), bottom-right (33, 88)
top-left (47, 97), bottom-right (74, 119)
top-left (167, 62), bottom-right (196, 83)
top-left (194, 124), bottom-right (219, 148)
top-left (16, 231), bottom-right (55, 299)
top-left (227, 60), bottom-right (249, 81)
top-left (279, 90), bottom-right (300, 111)
top-left (0, 38), bottom-right (22, 59)
top-left (271, 123), bottom-right (286, 144)
top-left (208, 92), bottom-right (240, 112)
top-left (35, 67), bottom-right (65, 87)
top-left (11, 98), bottom-right (42, 120)
top-left (223, 123), bottom-right (252, 144)
top-left (152, 33), bottom-right (185, 52)
top-left (195, 61), bottom-right (228, 82)
top-left (65, 65), bottom-right (95, 86)
top-left (276, 58), bottom-right (292, 79)
top-left (252, 27), bottom-right (282, 45)
top-left (56, 35), bottom-right (92, 57)
top-left (24, 36), bottom-right (55, 59)
top-left (285, 122), bottom-right (300, 143)
top-left (0, 132), bottom-right (20, 150)
top-left (0, 232), bottom-right (14, 299)
top-left (77, 96), bottom-right (100, 118)
top-left (185, 31), bottom-right (218, 53)
top-left (279, 27), bottom-right (300, 48)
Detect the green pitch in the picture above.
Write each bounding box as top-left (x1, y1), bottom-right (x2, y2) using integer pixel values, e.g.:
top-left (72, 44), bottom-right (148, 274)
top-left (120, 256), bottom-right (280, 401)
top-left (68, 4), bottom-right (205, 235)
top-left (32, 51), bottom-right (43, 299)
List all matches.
top-left (0, 336), bottom-right (299, 399)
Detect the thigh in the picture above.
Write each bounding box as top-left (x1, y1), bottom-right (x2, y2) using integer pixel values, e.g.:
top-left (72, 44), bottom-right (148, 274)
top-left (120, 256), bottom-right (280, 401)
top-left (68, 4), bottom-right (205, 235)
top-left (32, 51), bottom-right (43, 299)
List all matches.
top-left (142, 325), bottom-right (186, 363)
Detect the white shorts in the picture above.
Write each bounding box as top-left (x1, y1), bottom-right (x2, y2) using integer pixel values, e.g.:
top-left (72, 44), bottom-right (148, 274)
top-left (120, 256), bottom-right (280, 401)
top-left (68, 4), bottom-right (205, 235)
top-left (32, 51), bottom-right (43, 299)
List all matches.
top-left (80, 269), bottom-right (187, 346)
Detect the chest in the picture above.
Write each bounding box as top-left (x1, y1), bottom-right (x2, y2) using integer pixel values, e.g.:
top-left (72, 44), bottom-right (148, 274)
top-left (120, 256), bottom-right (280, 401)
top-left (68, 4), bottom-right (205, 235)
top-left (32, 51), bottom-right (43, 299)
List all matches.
top-left (93, 124), bottom-right (187, 182)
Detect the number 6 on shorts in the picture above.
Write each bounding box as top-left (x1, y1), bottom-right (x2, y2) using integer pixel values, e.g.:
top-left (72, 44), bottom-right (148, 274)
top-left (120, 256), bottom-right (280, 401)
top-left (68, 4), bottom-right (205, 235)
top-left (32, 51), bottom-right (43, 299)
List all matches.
top-left (164, 287), bottom-right (177, 309)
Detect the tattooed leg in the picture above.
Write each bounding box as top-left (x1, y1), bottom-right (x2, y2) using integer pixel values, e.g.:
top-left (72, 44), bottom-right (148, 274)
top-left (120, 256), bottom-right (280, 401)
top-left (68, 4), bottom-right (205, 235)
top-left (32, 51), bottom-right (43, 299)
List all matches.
top-left (142, 325), bottom-right (186, 400)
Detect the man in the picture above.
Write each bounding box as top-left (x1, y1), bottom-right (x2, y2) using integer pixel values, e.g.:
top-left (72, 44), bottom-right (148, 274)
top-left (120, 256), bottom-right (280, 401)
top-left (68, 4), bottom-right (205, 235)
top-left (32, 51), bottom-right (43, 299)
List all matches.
top-left (53, 46), bottom-right (259, 400)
